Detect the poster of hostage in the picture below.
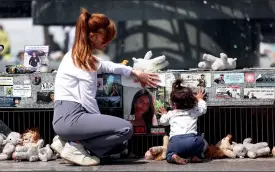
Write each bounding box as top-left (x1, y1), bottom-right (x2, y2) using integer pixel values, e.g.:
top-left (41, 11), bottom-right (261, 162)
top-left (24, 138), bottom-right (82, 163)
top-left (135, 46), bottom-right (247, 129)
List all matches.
top-left (123, 86), bottom-right (166, 135)
top-left (215, 86), bottom-right (241, 99)
top-left (243, 88), bottom-right (275, 99)
top-left (23, 45), bottom-right (49, 71)
top-left (180, 73), bottom-right (211, 88)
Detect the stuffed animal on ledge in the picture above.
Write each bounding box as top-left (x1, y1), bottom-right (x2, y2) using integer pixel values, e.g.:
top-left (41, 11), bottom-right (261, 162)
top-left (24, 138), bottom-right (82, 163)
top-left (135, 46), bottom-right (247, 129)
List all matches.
top-left (198, 53), bottom-right (237, 71)
top-left (38, 144), bottom-right (54, 162)
top-left (132, 51), bottom-right (169, 72)
top-left (0, 133), bottom-right (6, 152)
top-left (204, 134), bottom-right (236, 159)
top-left (0, 132), bottom-right (21, 160)
top-left (144, 135), bottom-right (169, 161)
top-left (232, 142), bottom-right (247, 158)
top-left (272, 146), bottom-right (275, 157)
top-left (12, 128), bottom-right (44, 162)
top-left (242, 138), bottom-right (270, 159)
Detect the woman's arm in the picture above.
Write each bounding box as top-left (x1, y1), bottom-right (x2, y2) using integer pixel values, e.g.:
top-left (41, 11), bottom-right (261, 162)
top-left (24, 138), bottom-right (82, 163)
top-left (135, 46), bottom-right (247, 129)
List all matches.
top-left (97, 60), bottom-right (133, 77)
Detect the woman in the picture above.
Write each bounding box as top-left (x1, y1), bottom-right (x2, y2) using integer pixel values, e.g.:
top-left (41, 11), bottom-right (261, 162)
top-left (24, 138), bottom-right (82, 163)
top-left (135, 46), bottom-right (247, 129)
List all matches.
top-left (51, 8), bottom-right (160, 166)
top-left (29, 51), bottom-right (40, 67)
top-left (129, 88), bottom-right (156, 133)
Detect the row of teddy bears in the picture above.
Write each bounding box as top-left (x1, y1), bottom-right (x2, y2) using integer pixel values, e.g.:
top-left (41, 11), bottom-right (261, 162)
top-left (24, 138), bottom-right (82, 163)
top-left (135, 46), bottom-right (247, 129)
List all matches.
top-left (144, 134), bottom-right (275, 161)
top-left (0, 128), bottom-right (58, 162)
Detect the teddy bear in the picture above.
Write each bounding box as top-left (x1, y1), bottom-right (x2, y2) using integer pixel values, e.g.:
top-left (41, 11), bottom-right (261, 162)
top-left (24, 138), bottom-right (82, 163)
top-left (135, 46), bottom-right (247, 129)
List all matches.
top-left (204, 134), bottom-right (236, 159)
top-left (232, 142), bottom-right (247, 158)
top-left (242, 138), bottom-right (270, 159)
top-left (272, 146), bottom-right (275, 157)
top-left (0, 132), bottom-right (21, 160)
top-left (144, 135), bottom-right (169, 161)
top-left (0, 133), bottom-right (6, 152)
top-left (38, 144), bottom-right (54, 162)
top-left (132, 51), bottom-right (169, 72)
top-left (198, 53), bottom-right (237, 71)
top-left (12, 128), bottom-right (44, 162)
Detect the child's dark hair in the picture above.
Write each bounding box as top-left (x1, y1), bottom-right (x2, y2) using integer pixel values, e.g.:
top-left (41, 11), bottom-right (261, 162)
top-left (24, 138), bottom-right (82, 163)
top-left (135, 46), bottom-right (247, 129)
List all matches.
top-left (170, 79), bottom-right (197, 110)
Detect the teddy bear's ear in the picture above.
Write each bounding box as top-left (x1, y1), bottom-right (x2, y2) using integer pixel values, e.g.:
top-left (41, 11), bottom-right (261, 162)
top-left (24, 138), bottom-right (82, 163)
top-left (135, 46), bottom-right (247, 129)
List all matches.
top-left (132, 57), bottom-right (138, 62)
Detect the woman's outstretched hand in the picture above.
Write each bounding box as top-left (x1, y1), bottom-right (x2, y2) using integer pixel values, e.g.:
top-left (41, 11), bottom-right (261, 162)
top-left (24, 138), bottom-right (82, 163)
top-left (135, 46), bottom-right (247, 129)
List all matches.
top-left (131, 69), bottom-right (160, 88)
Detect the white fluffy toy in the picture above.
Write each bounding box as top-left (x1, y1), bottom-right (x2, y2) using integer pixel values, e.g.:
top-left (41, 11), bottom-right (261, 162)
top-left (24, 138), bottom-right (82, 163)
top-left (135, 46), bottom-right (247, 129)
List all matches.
top-left (198, 53), bottom-right (237, 71)
top-left (132, 51), bottom-right (169, 72)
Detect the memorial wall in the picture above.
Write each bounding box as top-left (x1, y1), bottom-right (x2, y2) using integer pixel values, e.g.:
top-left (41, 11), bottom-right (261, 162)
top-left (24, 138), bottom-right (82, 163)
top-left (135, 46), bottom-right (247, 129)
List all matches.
top-left (1, 68), bottom-right (275, 136)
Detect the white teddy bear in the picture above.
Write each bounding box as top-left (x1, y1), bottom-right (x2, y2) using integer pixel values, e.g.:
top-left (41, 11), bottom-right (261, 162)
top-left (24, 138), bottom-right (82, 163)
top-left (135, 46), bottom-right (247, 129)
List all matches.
top-left (198, 53), bottom-right (237, 71)
top-left (132, 51), bottom-right (169, 72)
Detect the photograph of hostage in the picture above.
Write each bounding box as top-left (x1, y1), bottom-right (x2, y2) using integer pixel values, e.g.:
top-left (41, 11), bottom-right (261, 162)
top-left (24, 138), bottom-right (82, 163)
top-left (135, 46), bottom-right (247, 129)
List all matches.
top-left (51, 8), bottom-right (162, 166)
top-left (29, 51), bottom-right (41, 68)
top-left (128, 88), bottom-right (158, 133)
top-left (214, 74), bottom-right (225, 84)
top-left (157, 79), bottom-right (207, 165)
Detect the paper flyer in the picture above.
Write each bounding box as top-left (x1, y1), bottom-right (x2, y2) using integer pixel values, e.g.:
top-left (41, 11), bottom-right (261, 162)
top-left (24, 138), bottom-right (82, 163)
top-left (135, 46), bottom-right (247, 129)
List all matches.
top-left (123, 86), bottom-right (164, 134)
top-left (96, 74), bottom-right (122, 108)
top-left (255, 73), bottom-right (275, 87)
top-left (180, 73), bottom-right (211, 88)
top-left (214, 73), bottom-right (244, 84)
top-left (13, 85), bottom-right (31, 98)
top-left (216, 86), bottom-right (241, 99)
top-left (23, 45), bottom-right (49, 71)
top-left (243, 88), bottom-right (275, 99)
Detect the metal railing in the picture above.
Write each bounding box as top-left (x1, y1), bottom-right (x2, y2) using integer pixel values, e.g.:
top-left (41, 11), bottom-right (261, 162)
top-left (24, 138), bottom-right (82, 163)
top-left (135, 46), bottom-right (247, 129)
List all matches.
top-left (0, 106), bottom-right (274, 157)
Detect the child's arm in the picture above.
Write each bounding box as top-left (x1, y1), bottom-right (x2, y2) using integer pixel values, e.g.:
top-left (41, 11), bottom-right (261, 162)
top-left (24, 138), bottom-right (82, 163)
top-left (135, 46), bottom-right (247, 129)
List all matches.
top-left (159, 111), bottom-right (173, 126)
top-left (191, 99), bottom-right (207, 117)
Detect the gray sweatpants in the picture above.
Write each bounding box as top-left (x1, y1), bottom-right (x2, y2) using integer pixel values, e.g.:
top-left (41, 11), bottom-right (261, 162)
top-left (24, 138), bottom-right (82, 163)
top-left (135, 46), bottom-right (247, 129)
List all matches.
top-left (52, 100), bottom-right (133, 157)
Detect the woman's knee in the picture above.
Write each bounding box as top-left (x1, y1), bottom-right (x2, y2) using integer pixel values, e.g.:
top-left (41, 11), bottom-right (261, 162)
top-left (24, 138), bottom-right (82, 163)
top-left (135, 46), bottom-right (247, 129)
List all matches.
top-left (122, 121), bottom-right (133, 139)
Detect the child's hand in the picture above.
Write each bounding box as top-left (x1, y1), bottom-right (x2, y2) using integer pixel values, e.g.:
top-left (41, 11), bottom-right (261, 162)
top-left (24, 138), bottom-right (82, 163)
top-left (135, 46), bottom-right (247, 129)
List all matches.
top-left (157, 106), bottom-right (168, 115)
top-left (195, 87), bottom-right (206, 101)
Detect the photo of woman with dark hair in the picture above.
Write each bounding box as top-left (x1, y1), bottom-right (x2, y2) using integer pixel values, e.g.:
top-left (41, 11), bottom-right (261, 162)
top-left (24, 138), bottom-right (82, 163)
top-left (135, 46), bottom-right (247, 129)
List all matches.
top-left (128, 88), bottom-right (155, 133)
top-left (29, 51), bottom-right (40, 67)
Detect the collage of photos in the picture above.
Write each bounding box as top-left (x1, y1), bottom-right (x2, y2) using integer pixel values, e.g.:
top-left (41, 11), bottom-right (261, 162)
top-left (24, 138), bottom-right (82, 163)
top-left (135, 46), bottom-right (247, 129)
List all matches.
top-left (96, 74), bottom-right (122, 108)
top-left (123, 86), bottom-right (166, 135)
top-left (23, 45), bottom-right (50, 71)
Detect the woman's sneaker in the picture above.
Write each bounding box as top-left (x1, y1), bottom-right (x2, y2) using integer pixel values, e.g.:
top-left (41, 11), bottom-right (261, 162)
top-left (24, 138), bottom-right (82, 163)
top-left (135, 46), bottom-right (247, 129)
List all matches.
top-left (61, 143), bottom-right (100, 166)
top-left (51, 135), bottom-right (66, 155)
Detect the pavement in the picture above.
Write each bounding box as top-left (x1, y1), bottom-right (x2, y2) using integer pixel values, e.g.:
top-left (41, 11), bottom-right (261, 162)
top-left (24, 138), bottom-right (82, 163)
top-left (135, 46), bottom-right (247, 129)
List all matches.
top-left (1, 158), bottom-right (275, 171)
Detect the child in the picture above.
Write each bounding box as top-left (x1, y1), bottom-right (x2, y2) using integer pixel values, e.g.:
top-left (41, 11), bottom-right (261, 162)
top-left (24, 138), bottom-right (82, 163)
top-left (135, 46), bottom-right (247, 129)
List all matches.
top-left (158, 79), bottom-right (207, 165)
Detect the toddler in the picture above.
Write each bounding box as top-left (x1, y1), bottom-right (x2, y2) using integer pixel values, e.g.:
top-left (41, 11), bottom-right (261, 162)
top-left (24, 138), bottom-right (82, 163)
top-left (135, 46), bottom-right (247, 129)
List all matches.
top-left (159, 79), bottom-right (207, 165)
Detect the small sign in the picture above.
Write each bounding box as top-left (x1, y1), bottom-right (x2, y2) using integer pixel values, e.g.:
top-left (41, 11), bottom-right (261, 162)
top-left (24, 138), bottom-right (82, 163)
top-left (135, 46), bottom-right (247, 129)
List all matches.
top-left (41, 83), bottom-right (54, 91)
top-left (133, 126), bottom-right (146, 134)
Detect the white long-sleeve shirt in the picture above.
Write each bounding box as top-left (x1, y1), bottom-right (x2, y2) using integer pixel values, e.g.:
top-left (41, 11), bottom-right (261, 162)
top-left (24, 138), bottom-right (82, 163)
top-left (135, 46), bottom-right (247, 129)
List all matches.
top-left (54, 50), bottom-right (132, 114)
top-left (159, 100), bottom-right (207, 139)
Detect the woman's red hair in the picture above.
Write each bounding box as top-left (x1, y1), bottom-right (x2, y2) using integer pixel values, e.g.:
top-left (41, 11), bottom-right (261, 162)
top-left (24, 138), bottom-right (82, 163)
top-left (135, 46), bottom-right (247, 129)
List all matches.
top-left (72, 8), bottom-right (116, 71)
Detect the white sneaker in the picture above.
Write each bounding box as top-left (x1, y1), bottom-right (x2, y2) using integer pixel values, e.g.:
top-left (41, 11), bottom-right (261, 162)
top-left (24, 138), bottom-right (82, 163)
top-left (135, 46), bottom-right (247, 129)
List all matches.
top-left (51, 135), bottom-right (66, 155)
top-left (60, 143), bottom-right (100, 166)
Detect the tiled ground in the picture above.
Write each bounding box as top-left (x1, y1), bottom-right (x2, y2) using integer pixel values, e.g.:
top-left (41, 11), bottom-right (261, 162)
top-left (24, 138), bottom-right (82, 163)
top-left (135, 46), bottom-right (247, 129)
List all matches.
top-left (1, 158), bottom-right (275, 171)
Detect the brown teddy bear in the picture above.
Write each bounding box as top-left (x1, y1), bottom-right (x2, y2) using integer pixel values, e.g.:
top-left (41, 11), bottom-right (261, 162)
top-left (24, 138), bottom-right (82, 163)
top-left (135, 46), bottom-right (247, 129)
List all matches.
top-left (205, 134), bottom-right (236, 159)
top-left (144, 135), bottom-right (169, 161)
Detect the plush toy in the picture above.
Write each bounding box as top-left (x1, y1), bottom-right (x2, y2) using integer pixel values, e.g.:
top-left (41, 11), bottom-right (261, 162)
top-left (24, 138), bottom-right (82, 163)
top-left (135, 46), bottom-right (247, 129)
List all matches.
top-left (38, 144), bottom-right (54, 162)
top-left (272, 146), bottom-right (275, 157)
top-left (132, 51), bottom-right (169, 72)
top-left (12, 128), bottom-right (44, 162)
top-left (198, 53), bottom-right (237, 71)
top-left (242, 138), bottom-right (270, 159)
top-left (0, 132), bottom-right (21, 160)
top-left (144, 135), bottom-right (169, 161)
top-left (204, 134), bottom-right (236, 159)
top-left (0, 133), bottom-right (6, 152)
top-left (232, 142), bottom-right (247, 158)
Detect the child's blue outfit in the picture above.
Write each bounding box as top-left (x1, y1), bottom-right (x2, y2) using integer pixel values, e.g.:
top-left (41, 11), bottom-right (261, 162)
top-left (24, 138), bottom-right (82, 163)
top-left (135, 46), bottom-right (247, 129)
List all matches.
top-left (159, 100), bottom-right (207, 163)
